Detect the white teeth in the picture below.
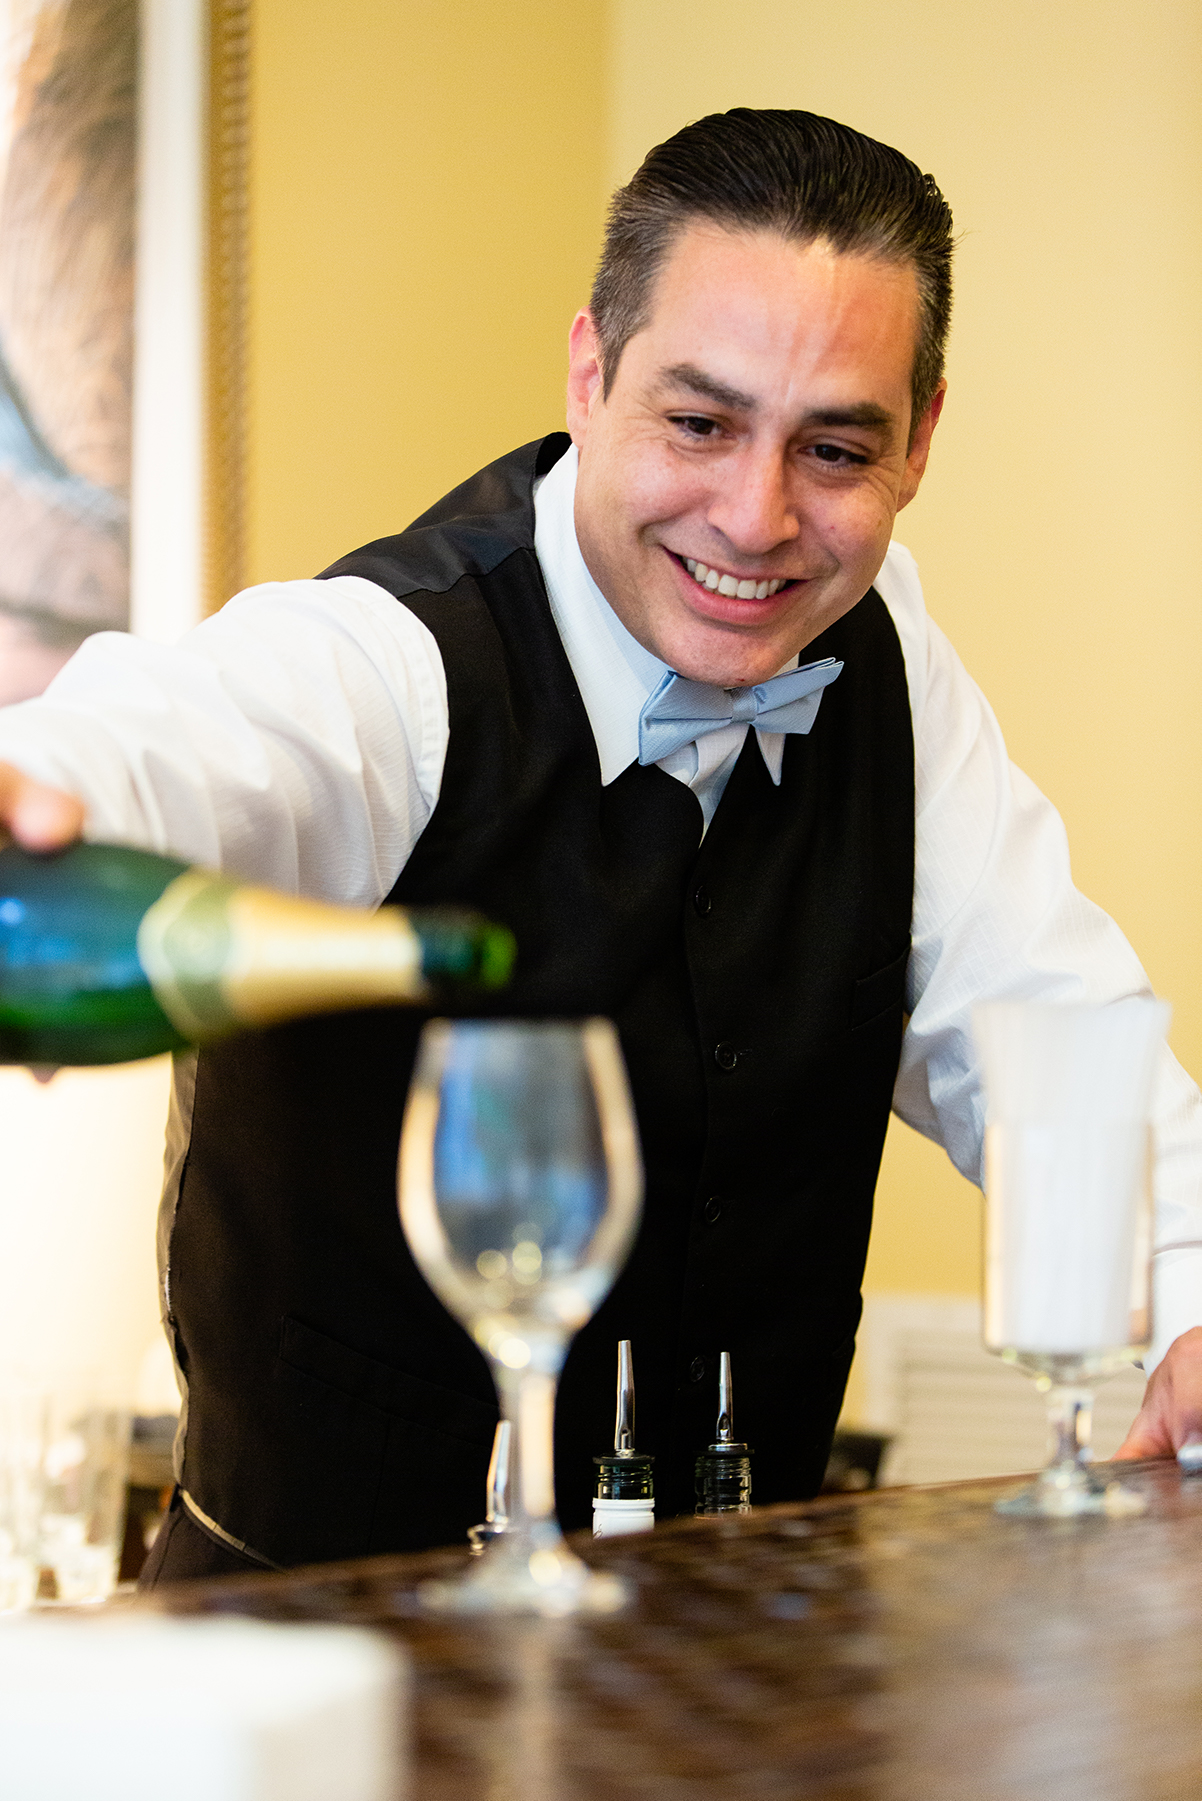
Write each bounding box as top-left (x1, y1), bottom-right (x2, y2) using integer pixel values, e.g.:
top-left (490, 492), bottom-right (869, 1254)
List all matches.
top-left (681, 556), bottom-right (787, 598)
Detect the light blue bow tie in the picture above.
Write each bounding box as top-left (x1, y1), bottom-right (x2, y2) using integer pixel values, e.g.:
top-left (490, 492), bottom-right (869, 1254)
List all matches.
top-left (637, 657), bottom-right (844, 767)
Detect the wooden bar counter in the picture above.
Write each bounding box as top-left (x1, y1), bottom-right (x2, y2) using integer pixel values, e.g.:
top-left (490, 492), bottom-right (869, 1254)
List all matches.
top-left (146, 1460), bottom-right (1202, 1798)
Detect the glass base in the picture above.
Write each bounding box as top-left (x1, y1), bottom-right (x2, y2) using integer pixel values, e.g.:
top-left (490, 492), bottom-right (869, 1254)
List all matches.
top-left (418, 1527), bottom-right (628, 1618)
top-left (996, 1465), bottom-right (1146, 1519)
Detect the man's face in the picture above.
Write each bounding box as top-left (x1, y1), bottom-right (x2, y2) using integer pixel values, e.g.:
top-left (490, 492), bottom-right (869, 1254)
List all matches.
top-left (566, 224), bottom-right (944, 687)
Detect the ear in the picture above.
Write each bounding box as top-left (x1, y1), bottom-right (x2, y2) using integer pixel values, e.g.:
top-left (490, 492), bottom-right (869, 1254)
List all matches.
top-left (566, 309), bottom-right (605, 447)
top-left (896, 381), bottom-right (947, 511)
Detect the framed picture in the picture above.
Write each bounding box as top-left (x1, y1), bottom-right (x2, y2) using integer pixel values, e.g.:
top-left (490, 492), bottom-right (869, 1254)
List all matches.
top-left (0, 0), bottom-right (248, 704)
top-left (0, 0), bottom-right (250, 1432)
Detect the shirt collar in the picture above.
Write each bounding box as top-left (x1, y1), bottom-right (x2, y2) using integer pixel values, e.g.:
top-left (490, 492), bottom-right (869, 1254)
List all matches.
top-left (533, 442), bottom-right (667, 785)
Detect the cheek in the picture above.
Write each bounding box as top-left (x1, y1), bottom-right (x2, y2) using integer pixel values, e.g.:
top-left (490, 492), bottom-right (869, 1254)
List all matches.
top-left (601, 438), bottom-right (709, 533)
top-left (807, 484), bottom-right (896, 566)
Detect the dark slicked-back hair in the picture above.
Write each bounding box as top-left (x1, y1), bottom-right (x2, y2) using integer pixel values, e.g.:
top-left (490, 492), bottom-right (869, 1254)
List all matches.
top-left (590, 109), bottom-right (954, 429)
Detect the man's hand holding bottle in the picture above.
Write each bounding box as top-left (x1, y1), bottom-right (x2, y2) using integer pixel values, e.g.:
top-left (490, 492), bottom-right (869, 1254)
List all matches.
top-left (0, 763), bottom-right (516, 1066)
top-left (0, 763), bottom-right (84, 850)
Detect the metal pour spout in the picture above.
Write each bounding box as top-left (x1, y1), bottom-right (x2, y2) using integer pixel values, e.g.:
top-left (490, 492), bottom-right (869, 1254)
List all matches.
top-left (615, 1339), bottom-right (635, 1452)
top-left (716, 1350), bottom-right (734, 1445)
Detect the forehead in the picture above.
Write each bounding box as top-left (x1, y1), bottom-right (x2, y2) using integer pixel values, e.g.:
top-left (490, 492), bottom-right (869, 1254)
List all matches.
top-left (631, 222), bottom-right (920, 405)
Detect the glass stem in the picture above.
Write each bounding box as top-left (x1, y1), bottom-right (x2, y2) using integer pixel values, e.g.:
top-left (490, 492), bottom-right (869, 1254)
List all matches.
top-left (495, 1363), bottom-right (561, 1542)
top-left (1046, 1384), bottom-right (1094, 1476)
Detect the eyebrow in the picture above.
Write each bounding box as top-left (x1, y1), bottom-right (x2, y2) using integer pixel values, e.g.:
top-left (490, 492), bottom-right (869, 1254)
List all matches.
top-left (804, 403), bottom-right (895, 431)
top-left (657, 363), bottom-right (758, 411)
top-left (656, 364), bottom-right (896, 433)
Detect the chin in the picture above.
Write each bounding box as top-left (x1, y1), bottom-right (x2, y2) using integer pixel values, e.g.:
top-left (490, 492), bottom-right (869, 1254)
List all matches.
top-left (666, 640), bottom-right (791, 689)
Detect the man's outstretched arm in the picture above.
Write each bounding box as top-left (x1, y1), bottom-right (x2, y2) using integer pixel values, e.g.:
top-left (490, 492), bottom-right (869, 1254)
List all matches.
top-left (0, 575), bottom-right (448, 903)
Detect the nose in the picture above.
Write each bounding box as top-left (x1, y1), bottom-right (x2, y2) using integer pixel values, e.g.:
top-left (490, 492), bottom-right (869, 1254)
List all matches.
top-left (705, 447), bottom-right (800, 557)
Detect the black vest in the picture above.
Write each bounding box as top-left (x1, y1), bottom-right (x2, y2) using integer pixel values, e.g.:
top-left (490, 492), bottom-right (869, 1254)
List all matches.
top-left (166, 436), bottom-right (914, 1565)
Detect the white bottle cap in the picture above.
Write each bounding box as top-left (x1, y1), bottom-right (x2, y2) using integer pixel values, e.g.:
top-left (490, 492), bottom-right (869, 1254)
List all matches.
top-left (592, 1496), bottom-right (655, 1538)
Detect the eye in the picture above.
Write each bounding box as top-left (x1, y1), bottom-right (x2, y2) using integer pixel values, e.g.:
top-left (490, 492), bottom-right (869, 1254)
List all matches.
top-left (669, 413), bottom-right (722, 439)
top-left (809, 442), bottom-right (868, 467)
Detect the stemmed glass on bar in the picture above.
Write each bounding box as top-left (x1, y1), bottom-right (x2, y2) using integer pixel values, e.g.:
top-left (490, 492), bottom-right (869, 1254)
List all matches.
top-left (398, 1017), bottom-right (642, 1613)
top-left (973, 997), bottom-right (1169, 1517)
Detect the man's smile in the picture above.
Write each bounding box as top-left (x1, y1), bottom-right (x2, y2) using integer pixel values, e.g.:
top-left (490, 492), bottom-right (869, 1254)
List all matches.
top-left (675, 553), bottom-right (794, 601)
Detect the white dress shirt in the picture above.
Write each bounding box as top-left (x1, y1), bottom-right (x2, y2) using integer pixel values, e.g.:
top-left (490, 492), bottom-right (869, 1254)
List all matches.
top-left (0, 442), bottom-right (1198, 1367)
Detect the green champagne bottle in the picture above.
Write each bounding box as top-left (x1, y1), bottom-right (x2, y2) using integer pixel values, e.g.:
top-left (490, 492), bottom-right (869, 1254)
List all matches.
top-left (0, 840), bottom-right (517, 1067)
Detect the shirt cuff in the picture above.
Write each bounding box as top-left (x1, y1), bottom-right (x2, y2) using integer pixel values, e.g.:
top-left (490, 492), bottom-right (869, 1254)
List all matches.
top-left (1148, 1245), bottom-right (1202, 1371)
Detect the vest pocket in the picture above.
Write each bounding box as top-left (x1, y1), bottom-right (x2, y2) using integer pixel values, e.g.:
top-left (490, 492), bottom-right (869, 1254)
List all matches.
top-left (271, 1316), bottom-right (497, 1562)
top-left (849, 945), bottom-right (910, 1031)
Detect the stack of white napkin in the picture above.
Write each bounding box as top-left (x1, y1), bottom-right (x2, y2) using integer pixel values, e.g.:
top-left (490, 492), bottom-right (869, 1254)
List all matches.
top-left (0, 1614), bottom-right (407, 1801)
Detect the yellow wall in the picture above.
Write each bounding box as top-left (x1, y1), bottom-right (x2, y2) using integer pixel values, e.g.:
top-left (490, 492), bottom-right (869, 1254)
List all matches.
top-left (610, 0), bottom-right (1202, 1316)
top-left (0, 1060), bottom-right (172, 1403)
top-left (246, 0), bottom-right (609, 582)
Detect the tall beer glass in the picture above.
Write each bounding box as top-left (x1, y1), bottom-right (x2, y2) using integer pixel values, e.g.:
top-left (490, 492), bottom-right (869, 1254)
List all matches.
top-left (974, 997), bottom-right (1169, 1517)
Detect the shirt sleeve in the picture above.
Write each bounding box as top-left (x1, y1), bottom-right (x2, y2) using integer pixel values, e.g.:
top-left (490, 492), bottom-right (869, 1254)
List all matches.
top-left (0, 575), bottom-right (449, 907)
top-left (876, 542), bottom-right (1202, 1369)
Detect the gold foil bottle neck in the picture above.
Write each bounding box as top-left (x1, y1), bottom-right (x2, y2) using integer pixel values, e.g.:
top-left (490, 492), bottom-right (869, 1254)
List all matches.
top-left (137, 869), bottom-right (427, 1040)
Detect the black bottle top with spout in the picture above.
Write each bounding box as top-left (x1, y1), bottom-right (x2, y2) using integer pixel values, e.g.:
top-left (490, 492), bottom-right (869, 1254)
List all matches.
top-left (695, 1351), bottom-right (753, 1514)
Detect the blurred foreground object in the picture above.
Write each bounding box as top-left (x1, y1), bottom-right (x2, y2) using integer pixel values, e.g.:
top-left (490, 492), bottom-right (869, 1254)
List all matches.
top-left (467, 1419), bottom-right (513, 1555)
top-left (0, 1377), bottom-right (129, 1605)
top-left (37, 1394), bottom-right (130, 1601)
top-left (974, 997), bottom-right (1169, 1517)
top-left (1177, 1432), bottom-right (1202, 1474)
top-left (0, 1615), bottom-right (406, 1800)
top-left (821, 1428), bottom-right (892, 1493)
top-left (0, 839), bottom-right (515, 1066)
top-left (400, 1017), bottom-right (641, 1615)
top-left (119, 1388), bottom-right (177, 1582)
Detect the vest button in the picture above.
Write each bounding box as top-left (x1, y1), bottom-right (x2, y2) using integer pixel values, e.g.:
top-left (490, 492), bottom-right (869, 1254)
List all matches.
top-left (689, 1356), bottom-right (707, 1383)
top-left (703, 1195), bottom-right (722, 1224)
top-left (693, 884), bottom-right (712, 917)
top-left (714, 1042), bottom-right (739, 1071)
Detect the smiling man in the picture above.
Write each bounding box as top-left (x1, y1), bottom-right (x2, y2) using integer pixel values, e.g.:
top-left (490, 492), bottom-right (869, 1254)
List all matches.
top-left (568, 227), bottom-right (939, 686)
top-left (0, 110), bottom-right (1199, 1584)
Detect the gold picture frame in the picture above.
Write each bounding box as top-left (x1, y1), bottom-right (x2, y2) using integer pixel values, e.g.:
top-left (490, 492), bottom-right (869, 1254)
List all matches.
top-left (205, 0), bottom-right (250, 617)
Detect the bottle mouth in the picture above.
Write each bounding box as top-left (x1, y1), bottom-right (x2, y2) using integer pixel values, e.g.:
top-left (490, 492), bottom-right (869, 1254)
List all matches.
top-left (414, 908), bottom-right (517, 991)
top-left (593, 1451), bottom-right (654, 1500)
top-left (478, 923), bottom-right (517, 988)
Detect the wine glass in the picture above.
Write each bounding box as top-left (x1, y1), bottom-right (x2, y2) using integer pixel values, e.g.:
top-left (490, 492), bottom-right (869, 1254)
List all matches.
top-left (973, 997), bottom-right (1169, 1517)
top-left (398, 1017), bottom-right (642, 1614)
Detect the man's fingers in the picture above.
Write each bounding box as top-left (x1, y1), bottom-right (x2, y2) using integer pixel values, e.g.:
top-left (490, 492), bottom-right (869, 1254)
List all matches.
top-left (1112, 1328), bottom-right (1202, 1462)
top-left (1112, 1418), bottom-right (1168, 1461)
top-left (1112, 1387), bottom-right (1175, 1458)
top-left (0, 763), bottom-right (84, 849)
